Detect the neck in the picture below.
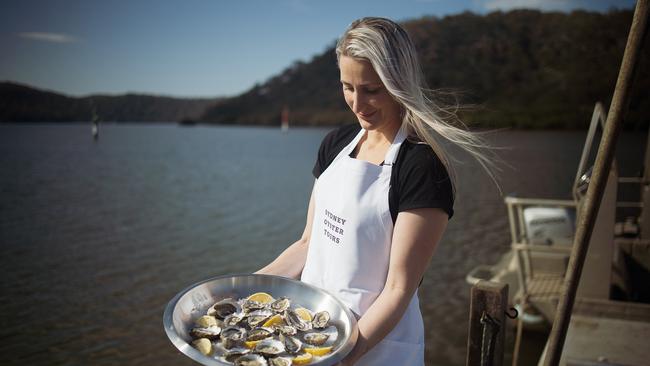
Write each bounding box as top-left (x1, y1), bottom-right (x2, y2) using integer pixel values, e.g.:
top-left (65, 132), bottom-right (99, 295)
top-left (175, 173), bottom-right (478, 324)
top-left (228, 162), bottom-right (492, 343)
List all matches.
top-left (365, 121), bottom-right (401, 146)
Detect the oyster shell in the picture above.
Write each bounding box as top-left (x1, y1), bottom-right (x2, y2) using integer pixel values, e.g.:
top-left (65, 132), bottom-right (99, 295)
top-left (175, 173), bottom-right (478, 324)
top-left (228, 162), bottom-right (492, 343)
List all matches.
top-left (269, 297), bottom-right (290, 313)
top-left (220, 326), bottom-right (247, 349)
top-left (311, 311), bottom-right (330, 329)
top-left (224, 347), bottom-right (250, 362)
top-left (254, 338), bottom-right (285, 357)
top-left (269, 357), bottom-right (292, 366)
top-left (303, 332), bottom-right (329, 346)
top-left (234, 353), bottom-right (268, 366)
top-left (280, 333), bottom-right (302, 354)
top-left (223, 313), bottom-right (245, 327)
top-left (210, 298), bottom-right (242, 319)
top-left (247, 309), bottom-right (273, 328)
top-left (242, 299), bottom-right (267, 312)
top-left (191, 338), bottom-right (212, 356)
top-left (247, 327), bottom-right (274, 341)
top-left (190, 325), bottom-right (221, 340)
top-left (273, 324), bottom-right (297, 336)
top-left (284, 309), bottom-right (311, 332)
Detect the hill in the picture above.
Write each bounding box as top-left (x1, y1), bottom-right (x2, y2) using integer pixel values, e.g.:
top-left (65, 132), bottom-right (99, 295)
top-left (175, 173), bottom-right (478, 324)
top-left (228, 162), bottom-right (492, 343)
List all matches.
top-left (201, 9), bottom-right (649, 129)
top-left (0, 82), bottom-right (222, 123)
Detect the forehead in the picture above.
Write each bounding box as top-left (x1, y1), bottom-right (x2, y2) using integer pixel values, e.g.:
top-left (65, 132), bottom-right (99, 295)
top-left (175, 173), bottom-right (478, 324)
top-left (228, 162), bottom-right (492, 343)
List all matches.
top-left (339, 55), bottom-right (382, 85)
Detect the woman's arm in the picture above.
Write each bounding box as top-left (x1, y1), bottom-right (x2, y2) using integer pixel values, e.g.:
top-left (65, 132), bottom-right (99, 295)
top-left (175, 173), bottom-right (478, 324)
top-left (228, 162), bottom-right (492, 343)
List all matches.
top-left (255, 181), bottom-right (317, 279)
top-left (341, 207), bottom-right (449, 364)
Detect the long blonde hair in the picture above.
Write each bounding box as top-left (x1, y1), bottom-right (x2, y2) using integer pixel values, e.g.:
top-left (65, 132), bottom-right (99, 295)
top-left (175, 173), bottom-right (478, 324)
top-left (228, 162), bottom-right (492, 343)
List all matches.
top-left (336, 17), bottom-right (498, 188)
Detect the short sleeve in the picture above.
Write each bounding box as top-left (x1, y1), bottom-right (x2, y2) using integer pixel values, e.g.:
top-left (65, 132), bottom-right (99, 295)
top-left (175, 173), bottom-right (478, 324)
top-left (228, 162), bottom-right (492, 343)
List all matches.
top-left (312, 124), bottom-right (361, 178)
top-left (394, 143), bottom-right (455, 219)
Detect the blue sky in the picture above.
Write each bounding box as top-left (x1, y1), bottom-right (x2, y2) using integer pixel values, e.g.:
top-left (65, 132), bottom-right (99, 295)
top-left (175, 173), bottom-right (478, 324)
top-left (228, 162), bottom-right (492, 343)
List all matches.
top-left (0, 0), bottom-right (636, 98)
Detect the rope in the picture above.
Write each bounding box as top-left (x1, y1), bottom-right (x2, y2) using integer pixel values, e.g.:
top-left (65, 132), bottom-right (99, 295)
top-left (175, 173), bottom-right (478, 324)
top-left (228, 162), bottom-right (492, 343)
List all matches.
top-left (480, 311), bottom-right (501, 366)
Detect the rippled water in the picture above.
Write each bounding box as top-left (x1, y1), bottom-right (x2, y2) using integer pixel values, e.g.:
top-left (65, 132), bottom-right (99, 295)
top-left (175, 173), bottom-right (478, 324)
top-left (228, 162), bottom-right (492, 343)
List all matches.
top-left (0, 124), bottom-right (644, 366)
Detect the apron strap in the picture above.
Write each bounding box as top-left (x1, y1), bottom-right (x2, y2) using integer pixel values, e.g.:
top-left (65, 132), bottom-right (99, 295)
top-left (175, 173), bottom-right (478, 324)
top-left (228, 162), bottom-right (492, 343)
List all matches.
top-left (383, 123), bottom-right (408, 166)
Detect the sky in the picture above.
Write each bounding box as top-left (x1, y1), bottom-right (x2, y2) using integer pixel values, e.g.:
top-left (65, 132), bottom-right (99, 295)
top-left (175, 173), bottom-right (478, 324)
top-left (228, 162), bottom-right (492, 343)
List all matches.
top-left (0, 0), bottom-right (637, 98)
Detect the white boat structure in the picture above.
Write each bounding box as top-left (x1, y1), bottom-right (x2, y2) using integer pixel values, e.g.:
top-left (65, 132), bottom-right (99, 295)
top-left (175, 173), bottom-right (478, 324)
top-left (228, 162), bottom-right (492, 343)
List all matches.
top-left (465, 2), bottom-right (650, 364)
top-left (281, 105), bottom-right (289, 132)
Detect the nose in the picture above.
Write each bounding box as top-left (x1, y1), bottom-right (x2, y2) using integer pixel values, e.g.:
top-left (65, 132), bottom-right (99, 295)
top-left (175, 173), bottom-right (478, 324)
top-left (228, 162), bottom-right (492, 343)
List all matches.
top-left (351, 90), bottom-right (368, 114)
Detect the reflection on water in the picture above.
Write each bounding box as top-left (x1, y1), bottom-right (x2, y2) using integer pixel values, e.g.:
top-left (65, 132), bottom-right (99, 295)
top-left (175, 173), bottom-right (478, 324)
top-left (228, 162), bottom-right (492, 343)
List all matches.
top-left (0, 124), bottom-right (644, 366)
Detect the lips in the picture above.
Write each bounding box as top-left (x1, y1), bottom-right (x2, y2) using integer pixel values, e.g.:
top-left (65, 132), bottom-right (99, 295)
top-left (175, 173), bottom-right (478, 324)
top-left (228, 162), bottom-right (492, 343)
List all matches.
top-left (358, 110), bottom-right (377, 119)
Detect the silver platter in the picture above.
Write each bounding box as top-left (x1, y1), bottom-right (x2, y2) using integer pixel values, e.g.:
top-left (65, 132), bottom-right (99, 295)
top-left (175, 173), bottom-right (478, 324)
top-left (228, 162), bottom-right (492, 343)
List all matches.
top-left (163, 274), bottom-right (358, 365)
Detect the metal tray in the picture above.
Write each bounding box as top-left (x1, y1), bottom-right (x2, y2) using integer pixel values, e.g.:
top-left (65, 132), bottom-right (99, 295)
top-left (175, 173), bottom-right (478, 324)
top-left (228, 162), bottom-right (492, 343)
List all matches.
top-left (163, 274), bottom-right (358, 365)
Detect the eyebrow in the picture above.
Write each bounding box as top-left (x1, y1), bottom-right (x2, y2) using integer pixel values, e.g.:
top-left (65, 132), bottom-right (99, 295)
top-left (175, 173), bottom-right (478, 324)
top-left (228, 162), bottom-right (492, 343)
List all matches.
top-left (340, 80), bottom-right (382, 87)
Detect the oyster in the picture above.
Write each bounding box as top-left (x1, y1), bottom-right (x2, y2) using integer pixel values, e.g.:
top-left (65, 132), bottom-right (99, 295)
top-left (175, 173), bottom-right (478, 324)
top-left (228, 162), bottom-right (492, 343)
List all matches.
top-left (192, 338), bottom-right (212, 356)
top-left (195, 315), bottom-right (218, 328)
top-left (273, 324), bottom-right (297, 336)
top-left (224, 313), bottom-right (245, 327)
top-left (284, 309), bottom-right (311, 332)
top-left (242, 299), bottom-right (267, 312)
top-left (247, 309), bottom-right (273, 328)
top-left (280, 333), bottom-right (302, 354)
top-left (190, 325), bottom-right (221, 340)
top-left (254, 338), bottom-right (285, 357)
top-left (224, 347), bottom-right (250, 362)
top-left (269, 297), bottom-right (290, 313)
top-left (247, 327), bottom-right (274, 341)
top-left (312, 311), bottom-right (330, 329)
top-left (269, 357), bottom-right (292, 366)
top-left (210, 298), bottom-right (242, 319)
top-left (220, 326), bottom-right (247, 349)
top-left (303, 332), bottom-right (329, 346)
top-left (234, 353), bottom-right (268, 366)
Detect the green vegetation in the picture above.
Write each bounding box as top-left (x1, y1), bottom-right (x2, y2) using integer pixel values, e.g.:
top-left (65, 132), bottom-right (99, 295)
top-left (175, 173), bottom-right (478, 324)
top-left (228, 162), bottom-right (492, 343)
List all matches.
top-left (1, 9), bottom-right (647, 129)
top-left (202, 9), bottom-right (649, 129)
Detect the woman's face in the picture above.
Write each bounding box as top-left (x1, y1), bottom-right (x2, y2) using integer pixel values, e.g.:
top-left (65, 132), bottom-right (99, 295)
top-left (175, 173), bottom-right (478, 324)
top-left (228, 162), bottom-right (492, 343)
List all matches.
top-left (339, 55), bottom-right (402, 134)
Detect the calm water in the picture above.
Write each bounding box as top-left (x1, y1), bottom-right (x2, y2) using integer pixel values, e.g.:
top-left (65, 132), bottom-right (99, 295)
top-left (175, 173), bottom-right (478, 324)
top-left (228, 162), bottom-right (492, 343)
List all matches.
top-left (0, 124), bottom-right (645, 366)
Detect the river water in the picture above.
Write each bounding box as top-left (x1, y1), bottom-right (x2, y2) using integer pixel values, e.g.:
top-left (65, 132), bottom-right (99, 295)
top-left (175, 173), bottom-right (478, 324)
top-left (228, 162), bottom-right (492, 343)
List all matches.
top-left (0, 124), bottom-right (645, 366)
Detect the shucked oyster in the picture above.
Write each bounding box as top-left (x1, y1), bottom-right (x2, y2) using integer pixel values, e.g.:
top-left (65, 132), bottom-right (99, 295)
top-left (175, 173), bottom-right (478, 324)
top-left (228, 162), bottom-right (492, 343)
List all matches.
top-left (303, 332), bottom-right (329, 346)
top-left (209, 298), bottom-right (242, 319)
top-left (280, 333), bottom-right (302, 354)
top-left (224, 347), bottom-right (250, 362)
top-left (220, 326), bottom-right (247, 349)
top-left (273, 324), bottom-right (297, 336)
top-left (247, 309), bottom-right (273, 328)
top-left (223, 313), bottom-right (245, 327)
top-left (269, 357), bottom-right (292, 366)
top-left (242, 299), bottom-right (267, 312)
top-left (234, 353), bottom-right (268, 366)
top-left (190, 325), bottom-right (222, 340)
top-left (269, 297), bottom-right (290, 313)
top-left (254, 338), bottom-right (285, 357)
top-left (247, 327), bottom-right (274, 341)
top-left (312, 311), bottom-right (330, 329)
top-left (284, 309), bottom-right (311, 332)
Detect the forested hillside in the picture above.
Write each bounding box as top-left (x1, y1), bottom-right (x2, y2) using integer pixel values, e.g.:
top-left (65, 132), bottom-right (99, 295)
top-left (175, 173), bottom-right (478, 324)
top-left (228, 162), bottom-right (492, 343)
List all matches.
top-left (0, 82), bottom-right (220, 123)
top-left (201, 9), bottom-right (649, 129)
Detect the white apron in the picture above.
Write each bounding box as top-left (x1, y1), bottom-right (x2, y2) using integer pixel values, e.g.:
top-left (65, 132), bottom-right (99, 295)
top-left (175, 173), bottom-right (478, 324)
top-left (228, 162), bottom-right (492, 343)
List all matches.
top-left (301, 125), bottom-right (425, 365)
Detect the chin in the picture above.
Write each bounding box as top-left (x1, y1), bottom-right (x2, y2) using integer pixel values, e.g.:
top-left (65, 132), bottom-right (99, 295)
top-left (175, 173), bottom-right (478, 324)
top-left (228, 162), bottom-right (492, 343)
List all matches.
top-left (357, 117), bottom-right (378, 131)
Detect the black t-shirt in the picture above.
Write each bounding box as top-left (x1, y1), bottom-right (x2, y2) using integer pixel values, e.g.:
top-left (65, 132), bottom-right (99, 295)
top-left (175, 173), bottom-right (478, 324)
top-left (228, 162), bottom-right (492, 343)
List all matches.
top-left (312, 124), bottom-right (454, 222)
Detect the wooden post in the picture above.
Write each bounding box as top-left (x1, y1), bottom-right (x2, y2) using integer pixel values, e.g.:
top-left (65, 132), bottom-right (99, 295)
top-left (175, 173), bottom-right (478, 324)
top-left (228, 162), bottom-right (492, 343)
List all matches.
top-left (543, 1), bottom-right (649, 365)
top-left (467, 280), bottom-right (509, 366)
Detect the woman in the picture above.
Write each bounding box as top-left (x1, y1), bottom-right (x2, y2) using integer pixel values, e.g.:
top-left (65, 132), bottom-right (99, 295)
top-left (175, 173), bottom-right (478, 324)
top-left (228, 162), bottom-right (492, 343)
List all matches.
top-left (257, 17), bottom-right (494, 365)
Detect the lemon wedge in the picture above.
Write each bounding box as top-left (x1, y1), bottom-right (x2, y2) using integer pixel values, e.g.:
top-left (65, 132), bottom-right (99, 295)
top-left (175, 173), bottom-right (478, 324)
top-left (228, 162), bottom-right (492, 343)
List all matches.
top-left (295, 307), bottom-right (312, 321)
top-left (304, 346), bottom-right (333, 356)
top-left (262, 314), bottom-right (284, 327)
top-left (247, 292), bottom-right (274, 303)
top-left (292, 352), bottom-right (314, 365)
top-left (244, 339), bottom-right (263, 349)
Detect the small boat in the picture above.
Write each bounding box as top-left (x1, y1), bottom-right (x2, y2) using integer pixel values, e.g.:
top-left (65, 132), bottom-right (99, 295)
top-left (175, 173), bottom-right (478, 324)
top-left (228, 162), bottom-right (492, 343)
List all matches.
top-left (281, 105), bottom-right (289, 132)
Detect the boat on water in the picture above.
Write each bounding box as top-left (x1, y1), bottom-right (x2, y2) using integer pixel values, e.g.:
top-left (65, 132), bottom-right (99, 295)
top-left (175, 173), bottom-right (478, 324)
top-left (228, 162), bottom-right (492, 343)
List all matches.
top-left (465, 2), bottom-right (649, 363)
top-left (467, 103), bottom-right (650, 364)
top-left (281, 105), bottom-right (289, 132)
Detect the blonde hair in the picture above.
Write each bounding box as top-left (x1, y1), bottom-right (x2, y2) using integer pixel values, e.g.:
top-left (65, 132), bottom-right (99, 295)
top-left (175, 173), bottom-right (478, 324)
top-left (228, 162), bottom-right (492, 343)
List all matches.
top-left (336, 17), bottom-right (498, 188)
